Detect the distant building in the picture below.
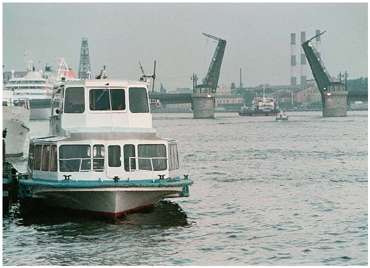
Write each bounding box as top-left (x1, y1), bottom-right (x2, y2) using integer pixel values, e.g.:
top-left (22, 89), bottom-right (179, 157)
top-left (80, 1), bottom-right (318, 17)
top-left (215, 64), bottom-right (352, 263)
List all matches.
top-left (215, 95), bottom-right (244, 111)
top-left (294, 85), bottom-right (321, 104)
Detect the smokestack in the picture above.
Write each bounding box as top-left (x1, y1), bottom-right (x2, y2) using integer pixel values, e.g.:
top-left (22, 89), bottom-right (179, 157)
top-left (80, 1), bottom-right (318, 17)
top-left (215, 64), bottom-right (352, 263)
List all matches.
top-left (239, 68), bottom-right (243, 89)
top-left (290, 33), bottom-right (297, 86)
top-left (315, 29), bottom-right (322, 61)
top-left (300, 31), bottom-right (307, 87)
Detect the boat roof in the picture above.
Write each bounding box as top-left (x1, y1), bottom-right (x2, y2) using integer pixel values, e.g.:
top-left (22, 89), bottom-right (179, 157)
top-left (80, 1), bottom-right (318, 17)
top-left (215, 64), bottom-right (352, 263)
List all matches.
top-left (61, 79), bottom-right (150, 88)
top-left (31, 129), bottom-right (174, 143)
top-left (32, 136), bottom-right (67, 142)
top-left (33, 128), bottom-right (175, 143)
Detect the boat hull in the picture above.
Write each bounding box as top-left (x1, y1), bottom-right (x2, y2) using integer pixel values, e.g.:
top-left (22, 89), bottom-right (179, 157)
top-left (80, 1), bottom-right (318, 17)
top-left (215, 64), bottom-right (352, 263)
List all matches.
top-left (3, 106), bottom-right (30, 157)
top-left (18, 178), bottom-right (192, 218)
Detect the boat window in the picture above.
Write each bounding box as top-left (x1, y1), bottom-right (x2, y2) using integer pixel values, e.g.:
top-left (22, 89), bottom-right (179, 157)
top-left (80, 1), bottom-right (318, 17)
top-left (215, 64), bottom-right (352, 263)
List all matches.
top-left (50, 145), bottom-right (57, 172)
top-left (129, 87), bottom-right (149, 113)
top-left (138, 144), bottom-right (167, 171)
top-left (41, 145), bottom-right (51, 171)
top-left (59, 145), bottom-right (91, 172)
top-left (108, 145), bottom-right (121, 167)
top-left (169, 143), bottom-right (179, 171)
top-left (64, 87), bottom-right (85, 113)
top-left (93, 145), bottom-right (105, 171)
top-left (90, 89), bottom-right (110, 110)
top-left (124, 144), bottom-right (136, 171)
top-left (111, 89), bottom-right (126, 110)
top-left (34, 145), bottom-right (42, 170)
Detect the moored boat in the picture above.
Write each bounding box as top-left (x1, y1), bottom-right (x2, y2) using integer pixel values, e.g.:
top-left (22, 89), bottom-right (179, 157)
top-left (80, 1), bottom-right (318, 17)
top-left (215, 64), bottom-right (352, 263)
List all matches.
top-left (18, 79), bottom-right (192, 218)
top-left (2, 90), bottom-right (30, 158)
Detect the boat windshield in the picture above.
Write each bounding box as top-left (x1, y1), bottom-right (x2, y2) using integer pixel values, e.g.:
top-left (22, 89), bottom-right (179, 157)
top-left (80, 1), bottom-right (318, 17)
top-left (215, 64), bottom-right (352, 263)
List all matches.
top-left (89, 88), bottom-right (126, 111)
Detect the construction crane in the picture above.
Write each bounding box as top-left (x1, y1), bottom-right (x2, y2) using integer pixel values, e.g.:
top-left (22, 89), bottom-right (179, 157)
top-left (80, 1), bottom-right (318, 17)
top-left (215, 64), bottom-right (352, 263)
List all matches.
top-left (195, 33), bottom-right (227, 93)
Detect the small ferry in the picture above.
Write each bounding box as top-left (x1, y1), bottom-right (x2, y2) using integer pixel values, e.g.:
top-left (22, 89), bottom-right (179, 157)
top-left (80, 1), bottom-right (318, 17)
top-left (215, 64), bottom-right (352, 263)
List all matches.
top-left (18, 79), bottom-right (192, 218)
top-left (276, 111), bottom-right (288, 121)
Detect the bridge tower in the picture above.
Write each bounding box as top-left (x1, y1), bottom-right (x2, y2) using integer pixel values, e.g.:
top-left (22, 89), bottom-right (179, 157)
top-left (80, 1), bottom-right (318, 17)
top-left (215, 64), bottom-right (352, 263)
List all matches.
top-left (302, 31), bottom-right (348, 117)
top-left (78, 38), bottom-right (92, 80)
top-left (192, 33), bottom-right (226, 119)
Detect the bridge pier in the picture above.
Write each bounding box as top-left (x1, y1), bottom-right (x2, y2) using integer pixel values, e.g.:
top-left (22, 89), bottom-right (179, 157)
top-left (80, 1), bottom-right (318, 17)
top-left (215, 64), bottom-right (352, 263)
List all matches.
top-left (192, 92), bottom-right (215, 119)
top-left (323, 91), bottom-right (348, 117)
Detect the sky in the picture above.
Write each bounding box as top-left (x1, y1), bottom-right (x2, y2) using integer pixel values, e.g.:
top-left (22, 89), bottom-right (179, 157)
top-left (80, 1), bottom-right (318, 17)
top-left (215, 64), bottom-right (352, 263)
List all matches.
top-left (3, 3), bottom-right (368, 90)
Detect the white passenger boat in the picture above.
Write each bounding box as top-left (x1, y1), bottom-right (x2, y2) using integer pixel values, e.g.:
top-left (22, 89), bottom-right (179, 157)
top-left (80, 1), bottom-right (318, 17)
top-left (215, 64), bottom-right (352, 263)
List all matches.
top-left (4, 67), bottom-right (54, 120)
top-left (18, 79), bottom-right (192, 218)
top-left (2, 90), bottom-right (30, 158)
top-left (276, 111), bottom-right (288, 121)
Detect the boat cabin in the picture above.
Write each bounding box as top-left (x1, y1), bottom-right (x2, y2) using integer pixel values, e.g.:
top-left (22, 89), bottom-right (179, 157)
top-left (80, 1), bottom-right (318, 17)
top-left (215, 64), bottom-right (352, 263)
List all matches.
top-left (28, 135), bottom-right (180, 181)
top-left (50, 80), bottom-right (153, 135)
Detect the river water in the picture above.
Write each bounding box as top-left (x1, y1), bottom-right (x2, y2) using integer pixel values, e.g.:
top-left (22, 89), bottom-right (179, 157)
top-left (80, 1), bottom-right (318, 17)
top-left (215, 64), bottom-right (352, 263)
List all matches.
top-left (3, 111), bottom-right (368, 265)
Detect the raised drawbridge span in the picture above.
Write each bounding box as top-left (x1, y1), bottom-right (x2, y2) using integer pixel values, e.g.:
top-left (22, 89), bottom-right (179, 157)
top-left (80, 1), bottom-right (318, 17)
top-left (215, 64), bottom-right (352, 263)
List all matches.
top-left (302, 31), bottom-right (348, 117)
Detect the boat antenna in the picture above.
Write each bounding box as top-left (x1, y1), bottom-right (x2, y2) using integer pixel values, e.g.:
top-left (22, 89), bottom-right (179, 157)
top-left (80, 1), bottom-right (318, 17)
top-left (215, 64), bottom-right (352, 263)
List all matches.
top-left (139, 61), bottom-right (145, 78)
top-left (139, 60), bottom-right (157, 92)
top-left (96, 65), bottom-right (107, 79)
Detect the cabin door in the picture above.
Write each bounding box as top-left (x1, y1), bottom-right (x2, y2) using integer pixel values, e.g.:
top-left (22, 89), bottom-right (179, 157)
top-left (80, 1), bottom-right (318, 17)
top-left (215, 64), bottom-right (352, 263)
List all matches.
top-left (107, 145), bottom-right (123, 178)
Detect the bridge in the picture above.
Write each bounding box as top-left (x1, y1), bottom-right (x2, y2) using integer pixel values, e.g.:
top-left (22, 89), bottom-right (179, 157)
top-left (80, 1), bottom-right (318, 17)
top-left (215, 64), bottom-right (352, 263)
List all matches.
top-left (150, 33), bottom-right (226, 118)
top-left (347, 90), bottom-right (368, 102)
top-left (149, 92), bottom-right (192, 105)
top-left (302, 31), bottom-right (348, 117)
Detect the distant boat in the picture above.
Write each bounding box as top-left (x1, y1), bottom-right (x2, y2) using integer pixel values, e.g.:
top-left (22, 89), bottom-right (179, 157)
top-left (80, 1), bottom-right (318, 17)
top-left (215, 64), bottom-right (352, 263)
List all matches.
top-left (276, 111), bottom-right (288, 121)
top-left (350, 101), bottom-right (368, 111)
top-left (239, 96), bottom-right (279, 116)
top-left (4, 67), bottom-right (54, 120)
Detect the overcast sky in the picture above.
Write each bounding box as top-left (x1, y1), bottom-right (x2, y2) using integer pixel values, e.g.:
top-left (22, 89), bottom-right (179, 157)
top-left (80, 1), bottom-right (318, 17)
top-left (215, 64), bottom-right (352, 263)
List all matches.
top-left (3, 3), bottom-right (368, 90)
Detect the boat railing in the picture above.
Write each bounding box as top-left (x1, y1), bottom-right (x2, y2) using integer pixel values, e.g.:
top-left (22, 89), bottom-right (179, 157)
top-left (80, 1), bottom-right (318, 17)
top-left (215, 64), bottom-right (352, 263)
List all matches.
top-left (129, 157), bottom-right (167, 172)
